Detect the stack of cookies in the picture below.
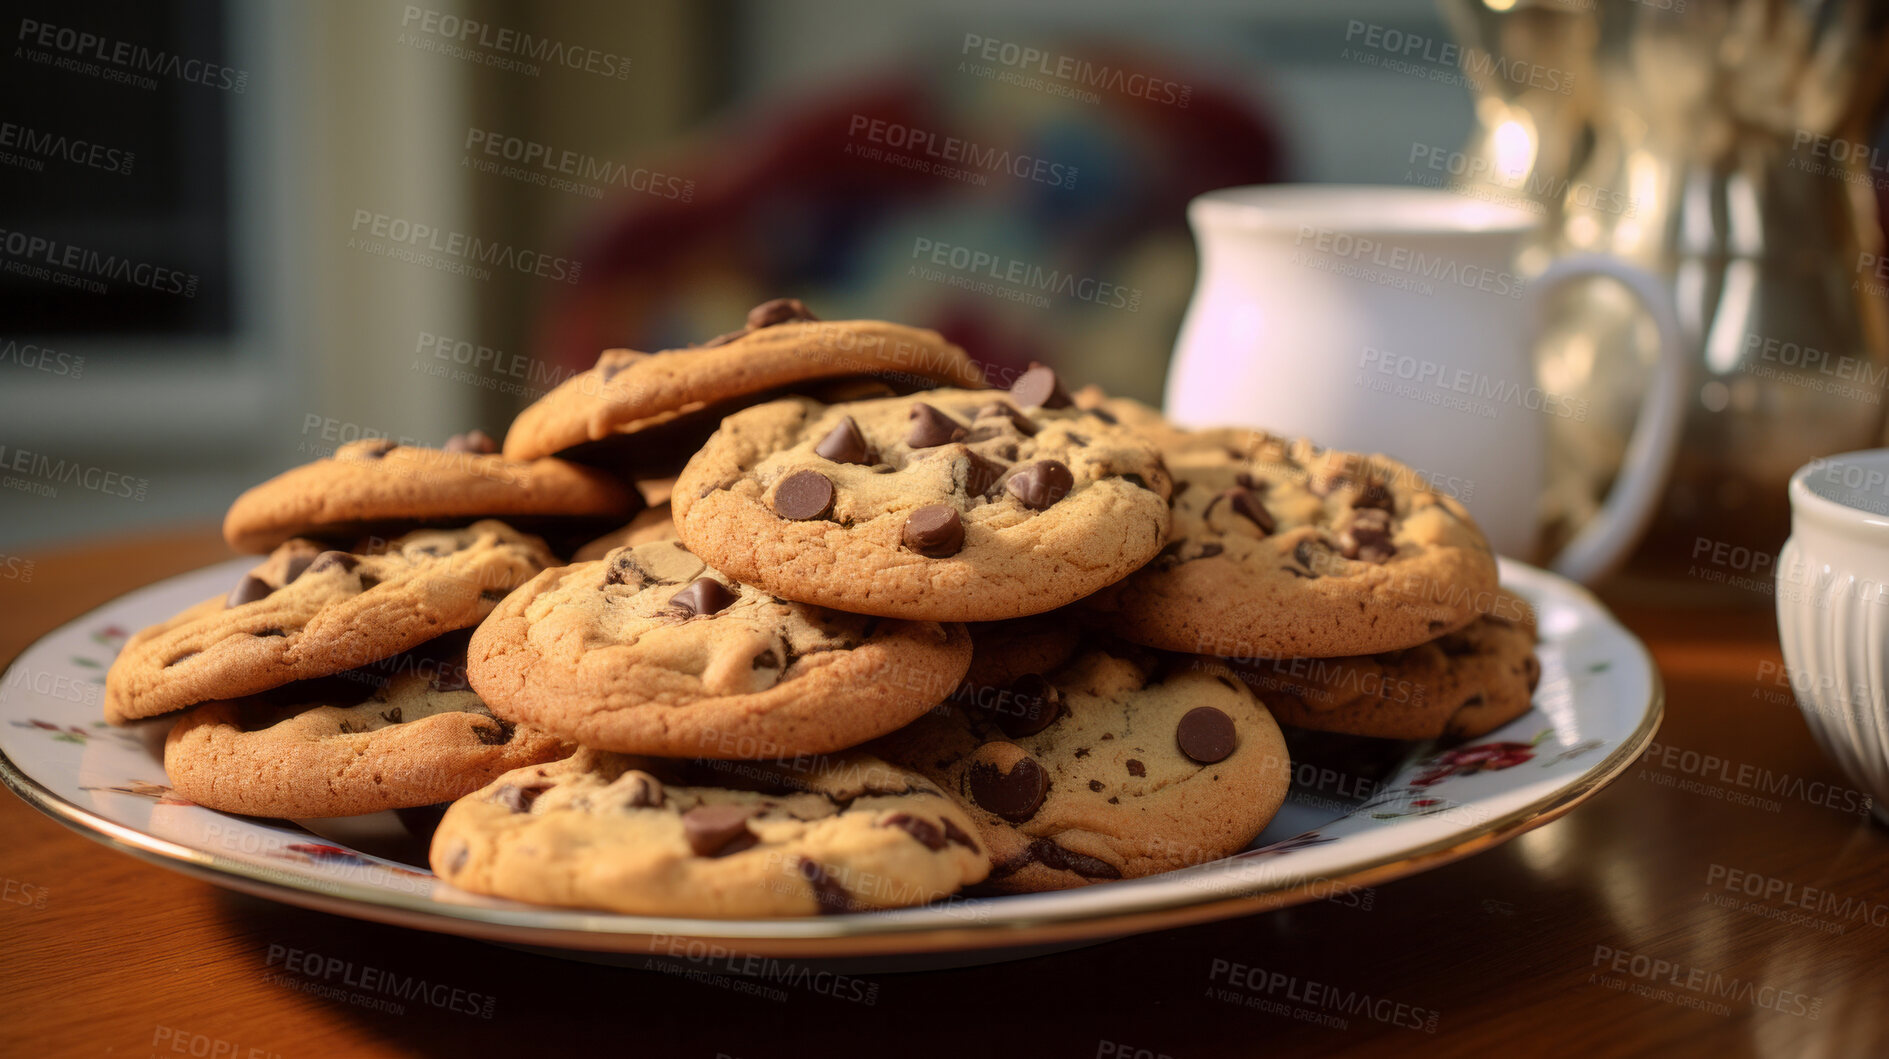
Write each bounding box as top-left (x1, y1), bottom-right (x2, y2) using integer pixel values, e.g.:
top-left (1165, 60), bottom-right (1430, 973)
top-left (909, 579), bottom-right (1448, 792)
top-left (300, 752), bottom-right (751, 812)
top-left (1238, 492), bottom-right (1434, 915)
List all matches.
top-left (104, 298), bottom-right (1539, 919)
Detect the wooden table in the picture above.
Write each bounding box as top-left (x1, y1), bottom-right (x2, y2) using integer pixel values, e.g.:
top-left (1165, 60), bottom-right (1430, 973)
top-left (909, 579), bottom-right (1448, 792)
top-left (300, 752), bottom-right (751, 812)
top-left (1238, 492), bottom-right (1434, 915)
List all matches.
top-left (3, 528), bottom-right (1884, 1058)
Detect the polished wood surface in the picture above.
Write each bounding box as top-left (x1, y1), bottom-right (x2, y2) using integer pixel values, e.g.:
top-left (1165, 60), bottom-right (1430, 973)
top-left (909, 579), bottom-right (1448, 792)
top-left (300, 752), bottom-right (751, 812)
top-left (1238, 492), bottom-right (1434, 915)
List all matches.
top-left (3, 529), bottom-right (1884, 1058)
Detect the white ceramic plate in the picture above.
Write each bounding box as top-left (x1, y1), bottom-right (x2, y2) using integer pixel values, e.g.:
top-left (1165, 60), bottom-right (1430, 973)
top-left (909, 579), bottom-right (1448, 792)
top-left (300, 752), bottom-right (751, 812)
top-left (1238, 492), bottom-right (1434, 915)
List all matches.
top-left (0, 557), bottom-right (1659, 964)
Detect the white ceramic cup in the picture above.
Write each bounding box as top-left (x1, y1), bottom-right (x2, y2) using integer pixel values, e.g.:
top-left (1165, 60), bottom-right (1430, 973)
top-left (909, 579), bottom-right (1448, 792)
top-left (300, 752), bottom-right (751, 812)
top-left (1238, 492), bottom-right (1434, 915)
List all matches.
top-left (1777, 451), bottom-right (1889, 825)
top-left (1164, 185), bottom-right (1687, 583)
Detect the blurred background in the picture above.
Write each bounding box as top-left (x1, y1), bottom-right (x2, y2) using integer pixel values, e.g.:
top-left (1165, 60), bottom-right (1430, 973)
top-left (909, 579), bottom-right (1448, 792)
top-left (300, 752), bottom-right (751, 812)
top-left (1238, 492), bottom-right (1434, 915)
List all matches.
top-left (0, 0), bottom-right (1474, 550)
top-left (4, 0), bottom-right (1888, 597)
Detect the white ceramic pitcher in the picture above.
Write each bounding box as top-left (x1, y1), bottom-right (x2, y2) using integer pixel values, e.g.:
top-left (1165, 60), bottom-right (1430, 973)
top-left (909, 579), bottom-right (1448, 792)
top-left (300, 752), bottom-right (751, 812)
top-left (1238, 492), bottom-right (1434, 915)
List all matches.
top-left (1164, 185), bottom-right (1687, 584)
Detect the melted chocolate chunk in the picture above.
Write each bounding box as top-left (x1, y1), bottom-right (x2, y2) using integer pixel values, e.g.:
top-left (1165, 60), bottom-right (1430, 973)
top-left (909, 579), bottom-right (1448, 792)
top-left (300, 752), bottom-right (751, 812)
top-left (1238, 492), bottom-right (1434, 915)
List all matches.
top-left (994, 674), bottom-right (1060, 738)
top-left (1006, 460), bottom-right (1074, 510)
top-left (814, 416), bottom-right (874, 465)
top-left (941, 818), bottom-right (980, 851)
top-left (799, 859), bottom-right (855, 914)
top-left (976, 401), bottom-right (1038, 437)
top-left (1010, 362), bottom-right (1072, 409)
top-left (493, 782), bottom-right (547, 813)
top-left (681, 804), bottom-right (758, 857)
top-left (1027, 838), bottom-right (1121, 879)
top-left (960, 452), bottom-right (1008, 497)
top-left (472, 719), bottom-right (515, 746)
top-left (1126, 759), bottom-right (1147, 777)
top-left (306, 550), bottom-right (360, 575)
top-left (881, 813), bottom-right (947, 851)
top-left (284, 553), bottom-right (317, 585)
top-left (902, 504), bottom-right (964, 557)
top-left (967, 753), bottom-right (1049, 822)
top-left (1218, 487), bottom-right (1275, 534)
top-left (226, 575), bottom-right (272, 609)
top-left (1176, 707), bottom-right (1237, 764)
top-left (1341, 508), bottom-right (1397, 563)
top-left (669, 577), bottom-right (739, 617)
top-left (906, 403), bottom-right (968, 448)
top-left (772, 469), bottom-right (835, 521)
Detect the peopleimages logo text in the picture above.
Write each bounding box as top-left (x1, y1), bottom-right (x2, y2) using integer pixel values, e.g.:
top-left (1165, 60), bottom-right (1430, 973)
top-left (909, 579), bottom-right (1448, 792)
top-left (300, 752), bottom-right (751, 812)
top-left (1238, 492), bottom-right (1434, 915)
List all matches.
top-left (16, 18), bottom-right (248, 91)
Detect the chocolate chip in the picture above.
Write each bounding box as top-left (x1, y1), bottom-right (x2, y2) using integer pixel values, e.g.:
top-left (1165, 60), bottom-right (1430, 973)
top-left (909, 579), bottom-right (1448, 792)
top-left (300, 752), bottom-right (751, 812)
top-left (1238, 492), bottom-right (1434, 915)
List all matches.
top-left (1118, 473), bottom-right (1149, 490)
top-left (380, 706), bottom-right (403, 724)
top-left (941, 818), bottom-right (980, 851)
top-left (772, 469), bottom-right (835, 520)
top-left (967, 752), bottom-right (1048, 822)
top-left (1027, 838), bottom-right (1121, 879)
top-left (306, 550), bottom-right (359, 575)
top-left (283, 553), bottom-right (316, 585)
top-left (902, 504), bottom-right (964, 557)
top-left (906, 403), bottom-right (967, 448)
top-left (604, 552), bottom-right (650, 587)
top-left (996, 674), bottom-right (1060, 737)
top-left (1087, 406), bottom-right (1118, 425)
top-left (226, 575), bottom-right (272, 609)
top-left (1088, 779), bottom-right (1105, 792)
top-left (799, 859), bottom-right (854, 913)
top-left (881, 813), bottom-right (947, 850)
top-left (1006, 459), bottom-right (1075, 510)
top-left (976, 401), bottom-right (1038, 437)
top-left (960, 452), bottom-right (1008, 497)
top-left (669, 577), bottom-right (739, 617)
top-left (1177, 706), bottom-right (1237, 764)
top-left (813, 416), bottom-right (874, 465)
top-left (747, 297), bottom-right (817, 329)
top-left (442, 429), bottom-right (498, 454)
top-left (682, 804), bottom-right (758, 857)
top-left (1010, 362), bottom-right (1072, 409)
top-left (1355, 478), bottom-right (1394, 511)
top-left (616, 771), bottom-right (664, 808)
top-left (1126, 759), bottom-right (1147, 777)
top-left (472, 719), bottom-right (514, 745)
top-left (493, 783), bottom-right (546, 813)
top-left (254, 628), bottom-right (287, 638)
top-left (1341, 508), bottom-right (1397, 563)
top-left (1222, 487), bottom-right (1275, 534)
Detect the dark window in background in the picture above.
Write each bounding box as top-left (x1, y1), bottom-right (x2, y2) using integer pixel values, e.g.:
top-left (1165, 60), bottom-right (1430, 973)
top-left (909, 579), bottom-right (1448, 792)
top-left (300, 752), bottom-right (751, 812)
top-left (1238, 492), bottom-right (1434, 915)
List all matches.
top-left (0, 0), bottom-right (231, 339)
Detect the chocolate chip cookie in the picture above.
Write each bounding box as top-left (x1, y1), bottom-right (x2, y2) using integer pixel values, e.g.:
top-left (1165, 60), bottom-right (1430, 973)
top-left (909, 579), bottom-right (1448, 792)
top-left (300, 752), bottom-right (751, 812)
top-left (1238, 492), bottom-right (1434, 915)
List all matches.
top-left (223, 430), bottom-right (640, 554)
top-left (1229, 590), bottom-right (1540, 741)
top-left (429, 749), bottom-right (989, 916)
top-left (163, 636), bottom-right (570, 818)
top-left (873, 643), bottom-right (1290, 893)
top-left (468, 539), bottom-right (972, 758)
top-left (500, 298), bottom-right (990, 462)
top-left (672, 367), bottom-right (1173, 621)
top-left (1085, 428), bottom-right (1498, 658)
top-left (105, 521), bottom-right (557, 724)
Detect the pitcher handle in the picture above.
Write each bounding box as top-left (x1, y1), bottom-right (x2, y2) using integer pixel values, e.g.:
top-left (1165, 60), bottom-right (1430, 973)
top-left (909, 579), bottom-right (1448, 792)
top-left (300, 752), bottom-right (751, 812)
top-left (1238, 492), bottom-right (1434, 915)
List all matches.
top-left (1526, 253), bottom-right (1688, 584)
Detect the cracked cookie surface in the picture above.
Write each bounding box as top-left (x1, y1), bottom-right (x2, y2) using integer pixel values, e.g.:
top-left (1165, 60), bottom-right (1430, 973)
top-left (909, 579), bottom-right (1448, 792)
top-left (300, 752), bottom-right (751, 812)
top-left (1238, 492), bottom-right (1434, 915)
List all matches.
top-left (1085, 426), bottom-right (1498, 658)
top-left (163, 636), bottom-right (570, 818)
top-left (105, 521), bottom-right (557, 723)
top-left (872, 643), bottom-right (1289, 893)
top-left (1228, 589), bottom-right (1540, 740)
top-left (468, 539), bottom-right (971, 757)
top-left (429, 748), bottom-right (989, 917)
top-left (223, 431), bottom-right (638, 554)
top-left (501, 299), bottom-right (989, 462)
top-left (672, 371), bottom-right (1172, 621)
